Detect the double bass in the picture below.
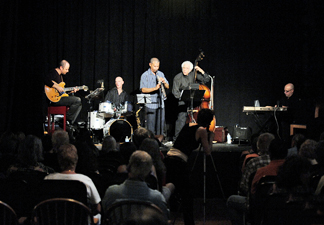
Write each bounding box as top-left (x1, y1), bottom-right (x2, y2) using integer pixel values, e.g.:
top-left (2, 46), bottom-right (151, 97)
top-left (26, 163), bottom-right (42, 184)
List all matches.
top-left (189, 51), bottom-right (216, 132)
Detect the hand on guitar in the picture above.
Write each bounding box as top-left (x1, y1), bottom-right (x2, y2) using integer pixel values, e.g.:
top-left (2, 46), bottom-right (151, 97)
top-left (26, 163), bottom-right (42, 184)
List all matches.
top-left (52, 81), bottom-right (64, 93)
top-left (70, 87), bottom-right (80, 94)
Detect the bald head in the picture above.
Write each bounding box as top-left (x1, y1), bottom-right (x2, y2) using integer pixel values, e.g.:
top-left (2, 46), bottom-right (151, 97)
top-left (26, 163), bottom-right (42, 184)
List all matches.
top-left (128, 150), bottom-right (153, 179)
top-left (149, 58), bottom-right (160, 74)
top-left (58, 60), bottom-right (70, 75)
top-left (284, 83), bottom-right (294, 98)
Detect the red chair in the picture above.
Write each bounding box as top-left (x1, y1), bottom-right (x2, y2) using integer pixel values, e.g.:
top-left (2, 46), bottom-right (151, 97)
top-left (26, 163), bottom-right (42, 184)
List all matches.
top-left (47, 106), bottom-right (69, 134)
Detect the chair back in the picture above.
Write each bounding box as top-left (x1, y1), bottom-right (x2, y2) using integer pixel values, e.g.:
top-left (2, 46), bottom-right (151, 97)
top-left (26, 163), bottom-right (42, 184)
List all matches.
top-left (32, 198), bottom-right (94, 225)
top-left (36, 180), bottom-right (88, 206)
top-left (105, 200), bottom-right (165, 225)
top-left (0, 201), bottom-right (18, 225)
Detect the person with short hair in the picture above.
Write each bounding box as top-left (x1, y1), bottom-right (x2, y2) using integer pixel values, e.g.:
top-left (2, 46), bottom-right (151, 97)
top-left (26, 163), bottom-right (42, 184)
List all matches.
top-left (102, 150), bottom-right (170, 219)
top-left (44, 60), bottom-right (82, 125)
top-left (44, 144), bottom-right (101, 214)
top-left (104, 76), bottom-right (130, 111)
top-left (140, 58), bottom-right (169, 136)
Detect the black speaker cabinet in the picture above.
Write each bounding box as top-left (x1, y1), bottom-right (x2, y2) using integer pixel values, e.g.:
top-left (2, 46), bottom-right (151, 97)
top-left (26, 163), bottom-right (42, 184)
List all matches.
top-left (233, 126), bottom-right (252, 144)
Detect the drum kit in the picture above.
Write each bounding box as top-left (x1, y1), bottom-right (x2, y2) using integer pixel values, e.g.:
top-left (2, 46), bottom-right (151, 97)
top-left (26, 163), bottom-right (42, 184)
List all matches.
top-left (88, 101), bottom-right (133, 142)
top-left (85, 84), bottom-right (133, 143)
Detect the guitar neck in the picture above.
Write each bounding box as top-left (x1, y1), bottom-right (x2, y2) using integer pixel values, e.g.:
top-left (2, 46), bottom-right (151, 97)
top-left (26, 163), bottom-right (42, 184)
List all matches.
top-left (64, 86), bottom-right (84, 92)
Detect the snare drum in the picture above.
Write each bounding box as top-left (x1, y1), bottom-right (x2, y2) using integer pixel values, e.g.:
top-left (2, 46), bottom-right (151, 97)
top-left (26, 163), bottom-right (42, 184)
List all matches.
top-left (99, 102), bottom-right (114, 114)
top-left (103, 119), bottom-right (133, 142)
top-left (89, 111), bottom-right (105, 130)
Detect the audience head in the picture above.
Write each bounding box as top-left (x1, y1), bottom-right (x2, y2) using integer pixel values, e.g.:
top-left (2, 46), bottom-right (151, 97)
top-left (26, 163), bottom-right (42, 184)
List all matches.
top-left (276, 155), bottom-right (311, 191)
top-left (299, 139), bottom-right (318, 160)
top-left (128, 150), bottom-right (153, 180)
top-left (57, 144), bottom-right (78, 172)
top-left (120, 142), bottom-right (137, 164)
top-left (197, 108), bottom-right (214, 128)
top-left (291, 133), bottom-right (306, 150)
top-left (51, 130), bottom-right (69, 152)
top-left (257, 132), bottom-right (275, 155)
top-left (102, 135), bottom-right (117, 153)
top-left (0, 131), bottom-right (19, 155)
top-left (17, 135), bottom-right (44, 166)
top-left (133, 127), bottom-right (151, 148)
top-left (268, 139), bottom-right (288, 160)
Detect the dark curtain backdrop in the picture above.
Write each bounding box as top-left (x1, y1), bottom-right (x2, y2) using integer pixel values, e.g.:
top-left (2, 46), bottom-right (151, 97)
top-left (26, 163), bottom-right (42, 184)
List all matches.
top-left (1, 0), bottom-right (323, 137)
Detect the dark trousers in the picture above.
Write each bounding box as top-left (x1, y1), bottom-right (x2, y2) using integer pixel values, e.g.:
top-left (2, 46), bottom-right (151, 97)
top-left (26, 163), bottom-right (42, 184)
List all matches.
top-left (145, 107), bottom-right (165, 136)
top-left (173, 105), bottom-right (188, 141)
top-left (51, 96), bottom-right (82, 124)
top-left (164, 156), bottom-right (195, 225)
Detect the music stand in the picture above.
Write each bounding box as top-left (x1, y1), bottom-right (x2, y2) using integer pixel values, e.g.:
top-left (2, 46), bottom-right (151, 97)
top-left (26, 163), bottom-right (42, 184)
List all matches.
top-left (136, 94), bottom-right (153, 129)
top-left (180, 89), bottom-right (205, 123)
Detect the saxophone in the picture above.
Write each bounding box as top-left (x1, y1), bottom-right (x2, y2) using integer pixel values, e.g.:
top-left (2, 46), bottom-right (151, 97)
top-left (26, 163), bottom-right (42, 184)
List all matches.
top-left (156, 74), bottom-right (167, 100)
top-left (135, 107), bottom-right (142, 128)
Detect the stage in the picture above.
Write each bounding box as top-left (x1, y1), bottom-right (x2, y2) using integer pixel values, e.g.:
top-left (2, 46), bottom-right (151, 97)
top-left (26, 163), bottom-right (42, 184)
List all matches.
top-left (161, 143), bottom-right (251, 198)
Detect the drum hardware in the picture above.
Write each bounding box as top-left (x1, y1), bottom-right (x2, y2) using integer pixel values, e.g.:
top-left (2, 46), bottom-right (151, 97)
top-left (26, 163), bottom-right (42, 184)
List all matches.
top-left (103, 119), bottom-right (133, 142)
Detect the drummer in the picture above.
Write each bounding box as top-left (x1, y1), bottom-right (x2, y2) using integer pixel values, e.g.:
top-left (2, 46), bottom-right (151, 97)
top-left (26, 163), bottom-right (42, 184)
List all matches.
top-left (104, 76), bottom-right (130, 112)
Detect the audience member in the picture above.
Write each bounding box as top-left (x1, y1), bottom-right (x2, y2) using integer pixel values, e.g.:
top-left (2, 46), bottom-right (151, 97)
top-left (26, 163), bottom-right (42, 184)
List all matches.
top-left (44, 144), bottom-right (101, 214)
top-left (164, 108), bottom-right (214, 225)
top-left (98, 135), bottom-right (127, 175)
top-left (102, 150), bottom-right (169, 219)
top-left (133, 127), bottom-right (152, 148)
top-left (287, 133), bottom-right (306, 157)
top-left (275, 155), bottom-right (311, 198)
top-left (299, 139), bottom-right (319, 173)
top-left (0, 131), bottom-right (20, 175)
top-left (240, 134), bottom-right (259, 172)
top-left (239, 132), bottom-right (275, 195)
top-left (227, 132), bottom-right (274, 225)
top-left (251, 139), bottom-right (287, 194)
top-left (119, 142), bottom-right (137, 164)
top-left (43, 130), bottom-right (70, 172)
top-left (7, 135), bottom-right (54, 176)
top-left (139, 138), bottom-right (175, 201)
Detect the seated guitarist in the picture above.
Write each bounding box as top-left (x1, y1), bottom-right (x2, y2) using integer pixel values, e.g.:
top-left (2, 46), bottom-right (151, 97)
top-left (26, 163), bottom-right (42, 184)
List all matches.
top-left (44, 60), bottom-right (82, 126)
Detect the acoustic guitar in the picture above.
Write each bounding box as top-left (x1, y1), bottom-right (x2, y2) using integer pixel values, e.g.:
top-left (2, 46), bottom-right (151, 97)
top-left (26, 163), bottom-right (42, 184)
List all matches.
top-left (45, 82), bottom-right (88, 103)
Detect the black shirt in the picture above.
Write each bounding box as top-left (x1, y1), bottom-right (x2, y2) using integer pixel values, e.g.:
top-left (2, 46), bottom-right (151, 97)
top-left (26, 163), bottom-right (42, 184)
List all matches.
top-left (172, 71), bottom-right (210, 106)
top-left (104, 87), bottom-right (129, 106)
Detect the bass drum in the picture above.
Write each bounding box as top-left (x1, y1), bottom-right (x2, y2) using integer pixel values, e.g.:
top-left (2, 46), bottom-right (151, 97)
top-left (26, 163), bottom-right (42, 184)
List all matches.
top-left (103, 119), bottom-right (133, 142)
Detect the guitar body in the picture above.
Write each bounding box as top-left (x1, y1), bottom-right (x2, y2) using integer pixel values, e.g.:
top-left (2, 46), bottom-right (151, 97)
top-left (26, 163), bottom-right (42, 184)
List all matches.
top-left (45, 82), bottom-right (88, 103)
top-left (45, 82), bottom-right (68, 103)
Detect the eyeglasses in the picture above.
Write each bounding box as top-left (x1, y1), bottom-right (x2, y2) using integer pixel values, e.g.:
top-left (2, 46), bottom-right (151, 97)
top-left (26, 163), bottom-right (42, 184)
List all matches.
top-left (284, 90), bottom-right (292, 93)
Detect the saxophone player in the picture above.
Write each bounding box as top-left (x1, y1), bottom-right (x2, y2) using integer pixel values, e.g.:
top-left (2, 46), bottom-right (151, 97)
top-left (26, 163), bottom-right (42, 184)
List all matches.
top-left (140, 58), bottom-right (169, 136)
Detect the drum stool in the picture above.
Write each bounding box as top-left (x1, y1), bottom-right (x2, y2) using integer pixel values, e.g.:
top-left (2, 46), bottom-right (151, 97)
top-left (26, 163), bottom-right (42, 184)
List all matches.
top-left (47, 106), bottom-right (69, 134)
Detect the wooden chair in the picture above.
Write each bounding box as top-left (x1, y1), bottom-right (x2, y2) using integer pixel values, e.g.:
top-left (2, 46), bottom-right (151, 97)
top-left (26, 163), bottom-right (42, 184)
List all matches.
top-left (32, 198), bottom-right (94, 225)
top-left (35, 180), bottom-right (88, 206)
top-left (104, 200), bottom-right (165, 225)
top-left (0, 201), bottom-right (18, 225)
top-left (290, 124), bottom-right (306, 136)
top-left (47, 106), bottom-right (69, 134)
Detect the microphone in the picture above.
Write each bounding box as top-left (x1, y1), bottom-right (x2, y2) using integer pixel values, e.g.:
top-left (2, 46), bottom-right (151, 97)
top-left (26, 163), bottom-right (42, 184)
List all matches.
top-left (276, 100), bottom-right (280, 107)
